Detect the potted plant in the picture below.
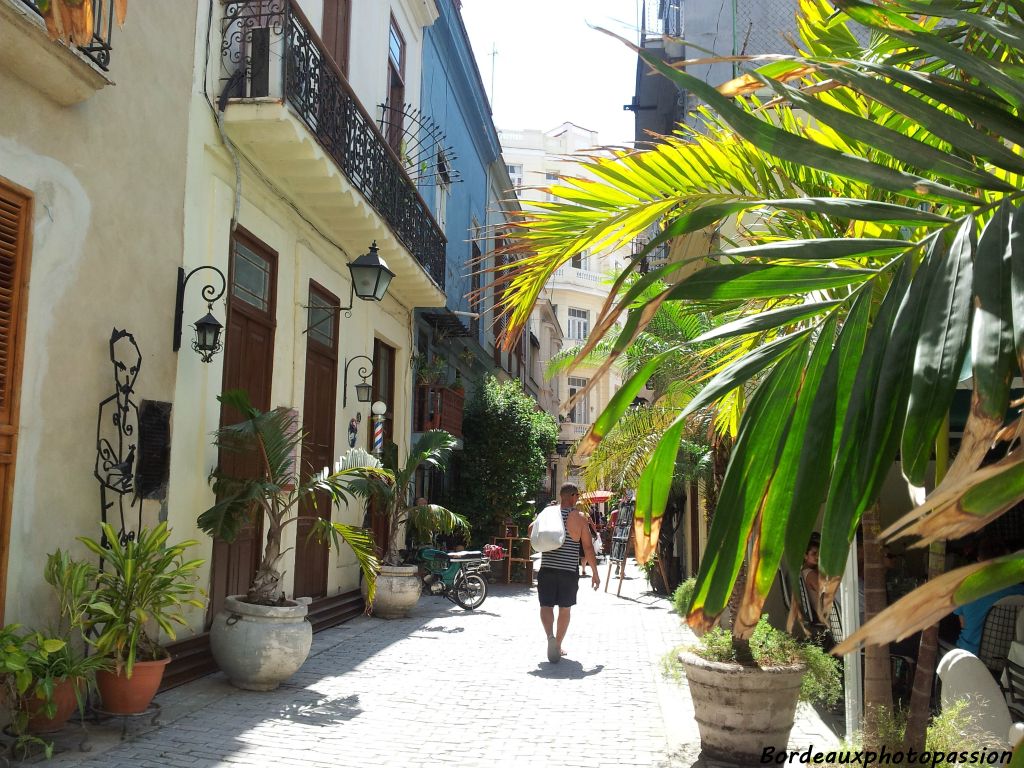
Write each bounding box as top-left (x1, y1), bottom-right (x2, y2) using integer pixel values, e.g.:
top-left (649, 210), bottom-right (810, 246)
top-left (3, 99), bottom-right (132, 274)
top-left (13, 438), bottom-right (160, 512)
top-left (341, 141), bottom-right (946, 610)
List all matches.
top-left (672, 617), bottom-right (841, 764)
top-left (77, 522), bottom-right (204, 714)
top-left (199, 389), bottom-right (386, 690)
top-left (414, 355), bottom-right (449, 386)
top-left (352, 430), bottom-right (469, 618)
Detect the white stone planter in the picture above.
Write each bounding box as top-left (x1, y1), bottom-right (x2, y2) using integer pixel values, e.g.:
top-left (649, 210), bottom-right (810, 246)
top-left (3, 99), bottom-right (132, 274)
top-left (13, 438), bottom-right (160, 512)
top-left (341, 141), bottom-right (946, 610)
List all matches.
top-left (680, 651), bottom-right (805, 764)
top-left (210, 596), bottom-right (313, 691)
top-left (364, 565), bottom-right (421, 618)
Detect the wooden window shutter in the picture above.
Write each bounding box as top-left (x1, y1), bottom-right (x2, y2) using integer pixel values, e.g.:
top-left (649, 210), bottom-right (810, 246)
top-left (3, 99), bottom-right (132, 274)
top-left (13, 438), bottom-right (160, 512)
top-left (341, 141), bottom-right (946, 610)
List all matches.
top-left (0, 180), bottom-right (31, 427)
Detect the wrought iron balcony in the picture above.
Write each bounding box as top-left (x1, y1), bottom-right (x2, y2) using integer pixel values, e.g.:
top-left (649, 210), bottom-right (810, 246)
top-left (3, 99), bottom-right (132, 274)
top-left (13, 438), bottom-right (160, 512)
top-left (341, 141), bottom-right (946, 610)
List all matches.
top-left (18, 0), bottom-right (115, 70)
top-left (220, 0), bottom-right (446, 292)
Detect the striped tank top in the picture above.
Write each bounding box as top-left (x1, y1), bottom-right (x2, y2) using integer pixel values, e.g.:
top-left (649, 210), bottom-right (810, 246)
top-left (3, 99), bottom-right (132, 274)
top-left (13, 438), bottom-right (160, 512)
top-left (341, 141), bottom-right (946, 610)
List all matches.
top-left (540, 507), bottom-right (580, 572)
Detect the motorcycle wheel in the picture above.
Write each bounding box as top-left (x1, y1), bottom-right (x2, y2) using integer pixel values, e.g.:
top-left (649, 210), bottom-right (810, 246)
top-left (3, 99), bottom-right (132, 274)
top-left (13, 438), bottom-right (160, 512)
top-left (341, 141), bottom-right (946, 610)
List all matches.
top-left (454, 573), bottom-right (487, 610)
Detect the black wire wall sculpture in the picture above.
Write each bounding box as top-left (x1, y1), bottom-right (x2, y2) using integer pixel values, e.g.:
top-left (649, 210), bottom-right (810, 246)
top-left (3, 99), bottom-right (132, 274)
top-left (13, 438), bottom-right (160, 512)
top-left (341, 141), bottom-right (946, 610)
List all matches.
top-left (94, 328), bottom-right (142, 546)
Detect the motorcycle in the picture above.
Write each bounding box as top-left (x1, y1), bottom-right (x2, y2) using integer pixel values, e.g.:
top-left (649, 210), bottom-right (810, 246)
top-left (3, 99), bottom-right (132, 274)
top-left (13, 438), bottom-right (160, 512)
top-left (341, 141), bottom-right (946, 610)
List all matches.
top-left (411, 546), bottom-right (489, 610)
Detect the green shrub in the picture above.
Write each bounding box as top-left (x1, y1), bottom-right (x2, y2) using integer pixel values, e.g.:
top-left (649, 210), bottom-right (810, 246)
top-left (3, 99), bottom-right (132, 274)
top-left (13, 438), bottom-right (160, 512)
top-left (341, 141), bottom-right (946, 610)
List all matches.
top-left (680, 616), bottom-right (842, 706)
top-left (672, 578), bottom-right (696, 616)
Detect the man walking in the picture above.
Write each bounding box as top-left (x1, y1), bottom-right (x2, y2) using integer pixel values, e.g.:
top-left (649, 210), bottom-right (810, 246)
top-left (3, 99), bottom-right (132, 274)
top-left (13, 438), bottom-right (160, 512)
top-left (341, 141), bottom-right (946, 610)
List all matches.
top-left (530, 482), bottom-right (599, 662)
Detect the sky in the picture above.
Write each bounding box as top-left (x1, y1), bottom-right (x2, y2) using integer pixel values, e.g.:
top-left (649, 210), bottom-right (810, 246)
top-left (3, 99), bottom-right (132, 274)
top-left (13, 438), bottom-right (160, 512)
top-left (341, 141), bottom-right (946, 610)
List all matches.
top-left (459, 0), bottom-right (640, 146)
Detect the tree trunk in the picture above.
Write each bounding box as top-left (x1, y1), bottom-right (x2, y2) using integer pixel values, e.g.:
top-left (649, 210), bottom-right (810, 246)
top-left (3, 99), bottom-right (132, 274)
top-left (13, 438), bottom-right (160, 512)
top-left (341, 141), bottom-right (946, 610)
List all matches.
top-left (905, 417), bottom-right (950, 751)
top-left (862, 504), bottom-right (893, 750)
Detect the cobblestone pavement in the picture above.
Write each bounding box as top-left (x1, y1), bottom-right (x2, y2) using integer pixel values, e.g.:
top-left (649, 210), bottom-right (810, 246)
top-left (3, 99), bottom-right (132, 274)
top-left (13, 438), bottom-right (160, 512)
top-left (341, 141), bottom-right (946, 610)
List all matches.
top-left (44, 561), bottom-right (842, 768)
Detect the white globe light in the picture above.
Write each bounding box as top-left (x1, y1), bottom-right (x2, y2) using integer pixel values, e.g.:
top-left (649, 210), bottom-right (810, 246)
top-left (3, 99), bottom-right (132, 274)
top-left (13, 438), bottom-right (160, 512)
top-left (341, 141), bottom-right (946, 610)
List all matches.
top-left (371, 400), bottom-right (387, 416)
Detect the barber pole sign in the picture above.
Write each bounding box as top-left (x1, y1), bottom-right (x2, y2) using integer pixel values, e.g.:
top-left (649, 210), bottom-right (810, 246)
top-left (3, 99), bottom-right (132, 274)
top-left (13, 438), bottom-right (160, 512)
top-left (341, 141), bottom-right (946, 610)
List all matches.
top-left (373, 417), bottom-right (384, 455)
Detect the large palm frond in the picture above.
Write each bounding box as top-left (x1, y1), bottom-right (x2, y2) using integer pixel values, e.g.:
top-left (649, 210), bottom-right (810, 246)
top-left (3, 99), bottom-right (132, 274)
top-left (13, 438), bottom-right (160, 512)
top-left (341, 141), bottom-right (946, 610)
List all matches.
top-left (494, 0), bottom-right (1024, 649)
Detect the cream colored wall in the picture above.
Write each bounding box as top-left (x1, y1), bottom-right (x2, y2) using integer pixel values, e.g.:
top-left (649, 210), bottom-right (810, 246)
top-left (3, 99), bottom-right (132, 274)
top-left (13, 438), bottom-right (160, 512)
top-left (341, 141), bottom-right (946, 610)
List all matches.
top-left (0, 1), bottom-right (198, 627)
top-left (171, 2), bottom-right (419, 626)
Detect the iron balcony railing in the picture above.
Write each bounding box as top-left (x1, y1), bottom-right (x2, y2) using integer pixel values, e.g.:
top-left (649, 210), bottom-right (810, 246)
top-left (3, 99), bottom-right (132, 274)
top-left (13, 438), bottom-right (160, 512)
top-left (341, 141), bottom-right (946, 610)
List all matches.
top-left (19, 0), bottom-right (115, 70)
top-left (220, 0), bottom-right (446, 291)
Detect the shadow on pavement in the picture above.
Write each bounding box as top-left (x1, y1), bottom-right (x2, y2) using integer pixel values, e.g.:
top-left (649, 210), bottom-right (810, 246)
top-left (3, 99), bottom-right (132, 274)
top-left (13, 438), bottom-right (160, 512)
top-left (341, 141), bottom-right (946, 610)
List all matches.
top-left (273, 692), bottom-right (362, 726)
top-left (528, 660), bottom-right (605, 679)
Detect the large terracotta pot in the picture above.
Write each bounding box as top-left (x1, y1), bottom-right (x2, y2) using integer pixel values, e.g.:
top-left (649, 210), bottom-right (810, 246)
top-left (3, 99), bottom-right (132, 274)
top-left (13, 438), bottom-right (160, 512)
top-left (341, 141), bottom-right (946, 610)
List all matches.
top-left (680, 651), bottom-right (805, 764)
top-left (97, 657), bottom-right (170, 715)
top-left (25, 677), bottom-right (82, 733)
top-left (209, 595), bottom-right (312, 691)
top-left (362, 565), bottom-right (420, 619)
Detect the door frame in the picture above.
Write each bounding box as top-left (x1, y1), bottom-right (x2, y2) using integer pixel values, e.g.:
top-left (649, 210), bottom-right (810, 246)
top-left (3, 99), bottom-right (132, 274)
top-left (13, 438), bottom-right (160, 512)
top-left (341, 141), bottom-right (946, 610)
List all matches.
top-left (0, 178), bottom-right (33, 625)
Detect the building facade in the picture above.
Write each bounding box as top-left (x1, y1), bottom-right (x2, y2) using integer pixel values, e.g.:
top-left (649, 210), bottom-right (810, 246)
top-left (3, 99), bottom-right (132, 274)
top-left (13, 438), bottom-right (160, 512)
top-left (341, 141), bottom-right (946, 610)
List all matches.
top-left (0, 0), bottom-right (199, 631)
top-left (499, 122), bottom-right (624, 489)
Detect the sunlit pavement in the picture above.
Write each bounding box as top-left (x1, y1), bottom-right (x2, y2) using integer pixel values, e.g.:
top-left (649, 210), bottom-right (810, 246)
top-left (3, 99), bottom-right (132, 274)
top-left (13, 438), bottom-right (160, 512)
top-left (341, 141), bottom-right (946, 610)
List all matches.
top-left (45, 560), bottom-right (840, 768)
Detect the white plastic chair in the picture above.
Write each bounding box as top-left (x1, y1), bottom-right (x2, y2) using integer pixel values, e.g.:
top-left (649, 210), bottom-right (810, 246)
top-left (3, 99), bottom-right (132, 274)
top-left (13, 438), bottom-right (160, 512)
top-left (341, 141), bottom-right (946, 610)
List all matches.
top-left (937, 648), bottom-right (1019, 746)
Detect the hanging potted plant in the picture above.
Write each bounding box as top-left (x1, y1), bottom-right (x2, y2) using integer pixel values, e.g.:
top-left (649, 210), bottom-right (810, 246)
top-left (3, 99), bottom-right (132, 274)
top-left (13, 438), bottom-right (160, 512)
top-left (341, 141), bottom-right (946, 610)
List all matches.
top-left (199, 389), bottom-right (386, 690)
top-left (78, 522), bottom-right (204, 714)
top-left (351, 430), bottom-right (469, 618)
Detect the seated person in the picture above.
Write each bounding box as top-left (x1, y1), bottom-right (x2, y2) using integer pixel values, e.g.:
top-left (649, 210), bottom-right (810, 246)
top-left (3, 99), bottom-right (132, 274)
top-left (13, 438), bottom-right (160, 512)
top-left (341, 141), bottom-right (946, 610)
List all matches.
top-left (801, 532), bottom-right (824, 623)
top-left (954, 539), bottom-right (1024, 655)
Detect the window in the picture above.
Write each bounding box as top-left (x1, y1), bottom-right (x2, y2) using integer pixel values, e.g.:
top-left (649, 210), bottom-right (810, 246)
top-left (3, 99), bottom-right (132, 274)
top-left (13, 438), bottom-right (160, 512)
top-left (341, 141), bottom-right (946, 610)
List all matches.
top-left (306, 286), bottom-right (338, 349)
top-left (545, 172), bottom-right (558, 203)
top-left (567, 308), bottom-right (589, 341)
top-left (322, 0), bottom-right (351, 75)
top-left (435, 149), bottom-right (451, 233)
top-left (385, 17), bottom-right (406, 152)
top-left (567, 376), bottom-right (589, 424)
top-left (470, 241), bottom-right (482, 338)
top-left (232, 239), bottom-right (273, 311)
top-left (506, 164), bottom-right (523, 189)
top-left (571, 249), bottom-right (590, 270)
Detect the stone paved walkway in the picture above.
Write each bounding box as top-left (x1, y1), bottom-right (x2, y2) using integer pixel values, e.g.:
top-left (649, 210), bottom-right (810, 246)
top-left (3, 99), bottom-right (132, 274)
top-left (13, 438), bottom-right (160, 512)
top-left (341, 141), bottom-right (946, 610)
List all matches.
top-left (42, 561), bottom-right (842, 768)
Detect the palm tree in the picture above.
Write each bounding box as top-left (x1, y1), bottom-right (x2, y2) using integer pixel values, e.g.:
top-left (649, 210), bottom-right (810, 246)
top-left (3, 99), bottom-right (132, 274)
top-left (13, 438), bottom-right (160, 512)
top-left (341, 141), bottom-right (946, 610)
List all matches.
top-left (493, 0), bottom-right (1024, 743)
top-left (198, 389), bottom-right (385, 605)
top-left (351, 430), bottom-right (469, 567)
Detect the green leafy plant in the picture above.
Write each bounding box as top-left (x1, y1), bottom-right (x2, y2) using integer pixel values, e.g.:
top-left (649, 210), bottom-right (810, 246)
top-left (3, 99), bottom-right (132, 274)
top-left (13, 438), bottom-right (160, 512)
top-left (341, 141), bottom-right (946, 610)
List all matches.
top-left (0, 627), bottom-right (69, 758)
top-left (457, 377), bottom-right (558, 543)
top-left (672, 578), bottom-right (696, 616)
top-left (351, 430), bottom-right (469, 566)
top-left (414, 355), bottom-right (449, 386)
top-left (200, 389), bottom-right (386, 604)
top-left (685, 617), bottom-right (842, 706)
top-left (79, 522), bottom-right (205, 676)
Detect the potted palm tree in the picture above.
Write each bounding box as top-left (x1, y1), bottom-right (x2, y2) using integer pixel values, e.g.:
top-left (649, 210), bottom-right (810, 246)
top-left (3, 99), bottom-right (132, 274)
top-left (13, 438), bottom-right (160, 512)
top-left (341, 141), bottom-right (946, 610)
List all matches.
top-left (199, 389), bottom-right (386, 690)
top-left (352, 430), bottom-right (469, 618)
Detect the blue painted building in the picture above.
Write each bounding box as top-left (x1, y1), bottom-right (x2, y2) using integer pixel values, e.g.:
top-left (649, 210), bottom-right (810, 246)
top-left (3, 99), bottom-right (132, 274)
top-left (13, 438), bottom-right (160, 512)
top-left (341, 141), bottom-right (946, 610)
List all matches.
top-left (411, 0), bottom-right (530, 488)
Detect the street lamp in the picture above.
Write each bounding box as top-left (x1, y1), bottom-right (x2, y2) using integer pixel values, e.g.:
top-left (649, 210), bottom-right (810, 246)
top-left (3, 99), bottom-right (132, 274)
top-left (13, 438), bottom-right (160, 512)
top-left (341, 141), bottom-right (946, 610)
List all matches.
top-left (343, 355), bottom-right (375, 407)
top-left (303, 242), bottom-right (396, 335)
top-left (348, 242), bottom-right (394, 302)
top-left (173, 265), bottom-right (227, 363)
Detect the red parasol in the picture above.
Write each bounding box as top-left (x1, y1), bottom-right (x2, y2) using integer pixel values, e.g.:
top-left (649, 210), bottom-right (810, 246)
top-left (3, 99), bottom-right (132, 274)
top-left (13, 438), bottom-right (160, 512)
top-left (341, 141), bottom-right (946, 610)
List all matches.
top-left (580, 490), bottom-right (613, 503)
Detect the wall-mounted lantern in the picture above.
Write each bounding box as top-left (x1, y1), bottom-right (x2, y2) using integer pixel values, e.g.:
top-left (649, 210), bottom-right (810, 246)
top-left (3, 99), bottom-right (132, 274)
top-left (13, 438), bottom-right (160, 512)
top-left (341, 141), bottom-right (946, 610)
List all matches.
top-left (303, 242), bottom-right (396, 336)
top-left (173, 266), bottom-right (227, 363)
top-left (343, 355), bottom-right (375, 407)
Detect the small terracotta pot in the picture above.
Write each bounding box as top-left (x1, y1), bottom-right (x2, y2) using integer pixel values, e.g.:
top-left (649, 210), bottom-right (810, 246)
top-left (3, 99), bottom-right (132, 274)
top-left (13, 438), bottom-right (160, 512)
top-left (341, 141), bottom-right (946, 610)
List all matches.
top-left (96, 657), bottom-right (170, 714)
top-left (24, 677), bottom-right (82, 733)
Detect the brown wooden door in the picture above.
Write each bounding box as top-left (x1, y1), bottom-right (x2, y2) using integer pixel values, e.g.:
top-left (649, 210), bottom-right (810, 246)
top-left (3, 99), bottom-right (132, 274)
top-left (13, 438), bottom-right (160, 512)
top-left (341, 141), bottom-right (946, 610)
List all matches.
top-left (367, 339), bottom-right (396, 556)
top-left (0, 180), bottom-right (32, 625)
top-left (294, 283), bottom-right (339, 599)
top-left (322, 0), bottom-right (351, 75)
top-left (208, 230), bottom-right (276, 622)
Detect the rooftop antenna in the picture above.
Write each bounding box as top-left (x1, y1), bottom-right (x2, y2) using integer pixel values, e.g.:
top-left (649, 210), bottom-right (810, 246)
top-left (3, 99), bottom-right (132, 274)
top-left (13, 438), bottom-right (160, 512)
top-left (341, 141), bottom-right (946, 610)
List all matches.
top-left (489, 43), bottom-right (497, 108)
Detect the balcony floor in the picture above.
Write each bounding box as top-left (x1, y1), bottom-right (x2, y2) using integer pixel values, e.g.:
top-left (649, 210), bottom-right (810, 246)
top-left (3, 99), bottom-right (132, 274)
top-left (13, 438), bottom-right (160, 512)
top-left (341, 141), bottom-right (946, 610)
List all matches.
top-left (223, 100), bottom-right (447, 309)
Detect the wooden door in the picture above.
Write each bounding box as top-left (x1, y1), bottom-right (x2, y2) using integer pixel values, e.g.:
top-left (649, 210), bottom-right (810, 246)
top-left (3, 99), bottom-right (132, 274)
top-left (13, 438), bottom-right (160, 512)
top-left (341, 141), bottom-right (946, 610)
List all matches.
top-left (322, 0), bottom-right (351, 76)
top-left (367, 339), bottom-right (395, 556)
top-left (0, 180), bottom-right (32, 625)
top-left (208, 230), bottom-right (276, 622)
top-left (294, 283), bottom-right (339, 599)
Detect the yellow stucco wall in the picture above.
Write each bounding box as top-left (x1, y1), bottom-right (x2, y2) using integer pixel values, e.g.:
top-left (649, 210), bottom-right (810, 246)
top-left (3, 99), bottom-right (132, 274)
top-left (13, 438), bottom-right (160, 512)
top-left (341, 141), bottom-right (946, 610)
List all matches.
top-left (0, 1), bottom-right (198, 627)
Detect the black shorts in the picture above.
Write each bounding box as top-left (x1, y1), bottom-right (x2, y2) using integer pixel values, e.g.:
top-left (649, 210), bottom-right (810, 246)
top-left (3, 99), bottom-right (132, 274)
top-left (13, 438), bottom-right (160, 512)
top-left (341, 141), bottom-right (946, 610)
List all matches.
top-left (537, 568), bottom-right (579, 608)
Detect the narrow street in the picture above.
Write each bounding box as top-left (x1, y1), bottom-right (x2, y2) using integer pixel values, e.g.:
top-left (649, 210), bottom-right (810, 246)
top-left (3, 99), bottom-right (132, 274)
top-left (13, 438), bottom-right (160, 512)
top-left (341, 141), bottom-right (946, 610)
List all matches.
top-left (46, 563), bottom-right (840, 768)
